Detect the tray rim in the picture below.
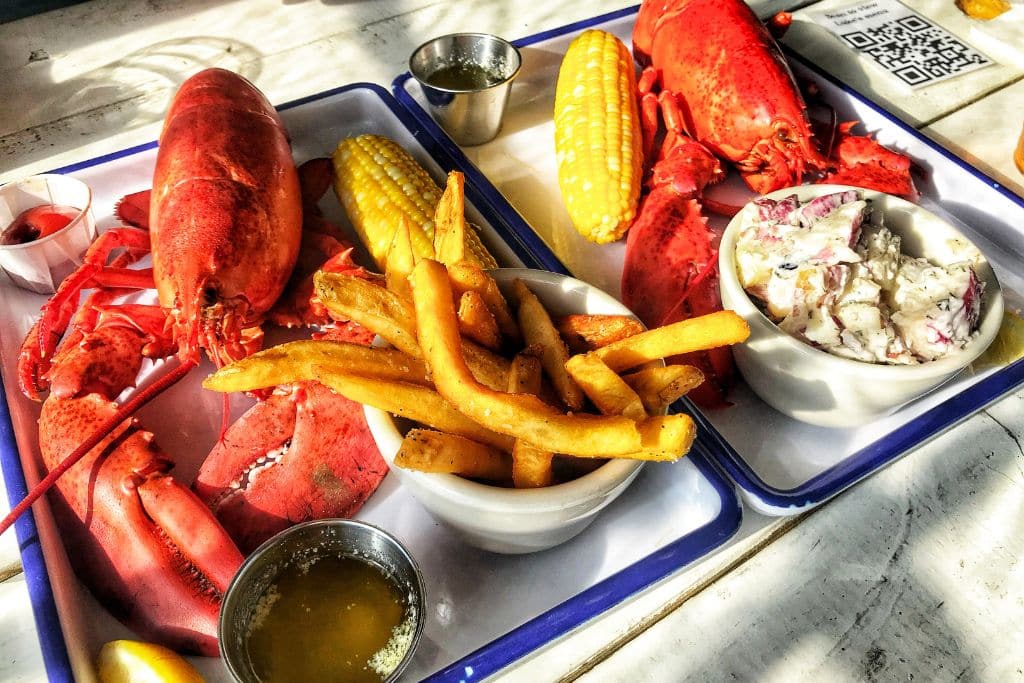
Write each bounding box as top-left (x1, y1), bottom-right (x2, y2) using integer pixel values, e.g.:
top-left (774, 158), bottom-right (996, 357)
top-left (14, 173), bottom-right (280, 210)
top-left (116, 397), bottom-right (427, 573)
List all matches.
top-left (391, 4), bottom-right (1024, 516)
top-left (0, 80), bottom-right (743, 682)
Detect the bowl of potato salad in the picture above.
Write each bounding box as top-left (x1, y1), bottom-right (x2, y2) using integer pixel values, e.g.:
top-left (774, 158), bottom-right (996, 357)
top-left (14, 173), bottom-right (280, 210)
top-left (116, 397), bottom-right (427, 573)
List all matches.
top-left (719, 185), bottom-right (1003, 428)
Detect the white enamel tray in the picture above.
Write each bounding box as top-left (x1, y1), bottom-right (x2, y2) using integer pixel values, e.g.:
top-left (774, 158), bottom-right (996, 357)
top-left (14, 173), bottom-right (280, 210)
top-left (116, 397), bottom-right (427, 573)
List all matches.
top-left (393, 6), bottom-right (1024, 516)
top-left (0, 82), bottom-right (741, 682)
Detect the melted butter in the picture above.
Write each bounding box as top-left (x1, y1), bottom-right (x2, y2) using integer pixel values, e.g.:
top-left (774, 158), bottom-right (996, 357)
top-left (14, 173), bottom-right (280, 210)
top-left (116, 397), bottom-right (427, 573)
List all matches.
top-left (426, 63), bottom-right (503, 90)
top-left (246, 555), bottom-right (411, 683)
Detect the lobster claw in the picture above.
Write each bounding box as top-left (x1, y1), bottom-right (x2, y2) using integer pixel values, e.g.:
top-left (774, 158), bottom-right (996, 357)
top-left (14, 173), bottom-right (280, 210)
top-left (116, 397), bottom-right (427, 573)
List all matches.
top-left (623, 131), bottom-right (735, 408)
top-left (39, 394), bottom-right (242, 656)
top-left (823, 122), bottom-right (919, 200)
top-left (194, 381), bottom-right (388, 554)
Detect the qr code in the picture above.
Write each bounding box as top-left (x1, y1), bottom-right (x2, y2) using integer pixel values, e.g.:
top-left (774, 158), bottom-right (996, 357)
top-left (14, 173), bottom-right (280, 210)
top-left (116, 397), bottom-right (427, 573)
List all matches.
top-left (840, 14), bottom-right (991, 87)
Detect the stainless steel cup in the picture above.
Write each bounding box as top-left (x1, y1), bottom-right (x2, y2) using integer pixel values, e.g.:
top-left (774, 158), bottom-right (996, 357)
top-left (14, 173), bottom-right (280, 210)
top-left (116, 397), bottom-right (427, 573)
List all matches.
top-left (409, 33), bottom-right (522, 146)
top-left (219, 519), bottom-right (425, 683)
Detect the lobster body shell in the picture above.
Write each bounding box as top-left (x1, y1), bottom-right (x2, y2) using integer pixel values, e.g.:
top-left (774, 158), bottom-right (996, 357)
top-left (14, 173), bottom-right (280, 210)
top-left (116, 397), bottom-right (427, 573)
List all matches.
top-left (151, 68), bottom-right (302, 365)
top-left (633, 0), bottom-right (826, 193)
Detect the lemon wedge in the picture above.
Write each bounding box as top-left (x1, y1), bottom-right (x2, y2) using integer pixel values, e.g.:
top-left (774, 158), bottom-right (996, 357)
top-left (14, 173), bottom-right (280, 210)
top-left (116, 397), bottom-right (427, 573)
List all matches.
top-left (97, 640), bottom-right (204, 683)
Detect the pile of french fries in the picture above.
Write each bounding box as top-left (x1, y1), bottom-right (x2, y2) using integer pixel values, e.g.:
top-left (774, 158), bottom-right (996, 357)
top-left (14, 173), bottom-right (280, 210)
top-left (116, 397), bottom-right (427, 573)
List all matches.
top-left (204, 171), bottom-right (750, 489)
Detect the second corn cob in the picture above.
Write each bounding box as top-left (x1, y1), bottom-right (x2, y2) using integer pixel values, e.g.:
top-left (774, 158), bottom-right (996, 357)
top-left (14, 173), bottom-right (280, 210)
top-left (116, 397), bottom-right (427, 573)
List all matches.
top-left (332, 134), bottom-right (497, 270)
top-left (553, 29), bottom-right (642, 244)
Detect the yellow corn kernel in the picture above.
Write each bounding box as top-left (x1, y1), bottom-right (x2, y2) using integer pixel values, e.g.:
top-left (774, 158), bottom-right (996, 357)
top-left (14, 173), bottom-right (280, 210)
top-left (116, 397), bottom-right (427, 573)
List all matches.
top-left (331, 134), bottom-right (497, 270)
top-left (554, 29), bottom-right (642, 244)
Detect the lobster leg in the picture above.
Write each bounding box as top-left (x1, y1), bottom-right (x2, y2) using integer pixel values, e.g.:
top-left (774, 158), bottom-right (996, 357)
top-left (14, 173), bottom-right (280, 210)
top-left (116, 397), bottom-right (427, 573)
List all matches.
top-left (268, 158), bottom-right (377, 329)
top-left (822, 121), bottom-right (919, 200)
top-left (19, 227), bottom-right (153, 399)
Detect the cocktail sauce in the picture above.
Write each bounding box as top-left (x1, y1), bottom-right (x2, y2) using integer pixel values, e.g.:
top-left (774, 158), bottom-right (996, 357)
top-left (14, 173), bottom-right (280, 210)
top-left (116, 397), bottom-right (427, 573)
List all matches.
top-left (1, 204), bottom-right (79, 245)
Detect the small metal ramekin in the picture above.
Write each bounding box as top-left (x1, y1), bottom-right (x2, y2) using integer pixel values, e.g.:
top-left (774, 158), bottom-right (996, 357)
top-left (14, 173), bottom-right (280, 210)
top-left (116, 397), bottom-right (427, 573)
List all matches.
top-left (409, 32), bottom-right (522, 146)
top-left (219, 519), bottom-right (425, 682)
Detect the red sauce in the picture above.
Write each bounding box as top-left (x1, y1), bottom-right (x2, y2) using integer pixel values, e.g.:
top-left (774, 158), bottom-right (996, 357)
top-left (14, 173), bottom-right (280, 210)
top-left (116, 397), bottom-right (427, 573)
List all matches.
top-left (1, 204), bottom-right (80, 245)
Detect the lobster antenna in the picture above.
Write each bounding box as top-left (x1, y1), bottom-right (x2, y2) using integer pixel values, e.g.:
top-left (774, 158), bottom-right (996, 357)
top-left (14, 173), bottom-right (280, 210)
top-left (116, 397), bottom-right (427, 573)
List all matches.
top-left (0, 360), bottom-right (197, 537)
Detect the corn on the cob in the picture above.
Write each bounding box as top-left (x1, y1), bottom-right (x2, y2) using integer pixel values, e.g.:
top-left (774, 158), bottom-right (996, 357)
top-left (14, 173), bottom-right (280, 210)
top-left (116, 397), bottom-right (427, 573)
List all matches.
top-left (553, 29), bottom-right (642, 244)
top-left (332, 134), bottom-right (497, 270)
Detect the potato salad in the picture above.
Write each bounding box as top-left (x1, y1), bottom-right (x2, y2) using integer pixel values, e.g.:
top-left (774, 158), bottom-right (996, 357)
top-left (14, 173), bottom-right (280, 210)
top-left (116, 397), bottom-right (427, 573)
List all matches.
top-left (735, 190), bottom-right (983, 364)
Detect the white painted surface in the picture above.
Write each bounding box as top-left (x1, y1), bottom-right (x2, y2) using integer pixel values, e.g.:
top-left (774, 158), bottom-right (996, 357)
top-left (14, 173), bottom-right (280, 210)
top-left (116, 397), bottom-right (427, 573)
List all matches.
top-left (1, 0), bottom-right (1022, 681)
top-left (924, 78), bottom-right (1024, 199)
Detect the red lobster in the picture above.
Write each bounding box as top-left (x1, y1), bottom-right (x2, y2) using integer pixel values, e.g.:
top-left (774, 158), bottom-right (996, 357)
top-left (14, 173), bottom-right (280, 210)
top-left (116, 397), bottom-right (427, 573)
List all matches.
top-left (621, 0), bottom-right (917, 407)
top-left (2, 69), bottom-right (386, 654)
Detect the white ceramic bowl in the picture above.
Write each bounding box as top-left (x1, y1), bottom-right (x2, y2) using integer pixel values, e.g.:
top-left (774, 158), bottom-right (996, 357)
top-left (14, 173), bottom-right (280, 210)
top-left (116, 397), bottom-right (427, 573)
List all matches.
top-left (0, 174), bottom-right (97, 293)
top-left (363, 268), bottom-right (645, 554)
top-left (719, 185), bottom-right (1003, 428)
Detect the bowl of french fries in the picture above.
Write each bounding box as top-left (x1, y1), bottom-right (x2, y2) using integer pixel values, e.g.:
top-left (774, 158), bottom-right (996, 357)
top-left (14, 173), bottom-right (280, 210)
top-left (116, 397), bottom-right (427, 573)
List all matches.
top-left (204, 169), bottom-right (750, 554)
top-left (364, 265), bottom-right (697, 554)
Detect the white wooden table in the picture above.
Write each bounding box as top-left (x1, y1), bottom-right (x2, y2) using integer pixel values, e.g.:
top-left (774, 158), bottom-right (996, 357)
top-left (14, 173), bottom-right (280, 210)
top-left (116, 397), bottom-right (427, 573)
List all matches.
top-left (2, 1), bottom-right (1022, 681)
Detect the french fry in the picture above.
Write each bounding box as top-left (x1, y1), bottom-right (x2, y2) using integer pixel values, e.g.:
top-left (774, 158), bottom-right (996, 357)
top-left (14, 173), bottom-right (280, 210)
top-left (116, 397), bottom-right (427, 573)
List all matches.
top-left (412, 258), bottom-right (642, 456)
top-left (433, 172), bottom-right (467, 266)
top-left (462, 340), bottom-right (511, 391)
top-left (507, 346), bottom-right (543, 395)
top-left (594, 310), bottom-right (750, 372)
top-left (623, 364), bottom-right (705, 414)
top-left (512, 442), bottom-right (554, 488)
top-left (385, 216), bottom-right (417, 302)
top-left (569, 414), bottom-right (696, 462)
top-left (205, 348), bottom-right (514, 452)
top-left (458, 290), bottom-right (502, 350)
top-left (396, 429), bottom-right (511, 481)
top-left (448, 261), bottom-right (521, 342)
top-left (631, 414), bottom-right (696, 461)
top-left (513, 279), bottom-right (585, 411)
top-left (314, 370), bottom-right (515, 452)
top-left (315, 271), bottom-right (420, 358)
top-left (202, 340), bottom-right (429, 393)
top-left (564, 352), bottom-right (646, 420)
top-left (556, 314), bottom-right (646, 354)
top-left (507, 347), bottom-right (553, 488)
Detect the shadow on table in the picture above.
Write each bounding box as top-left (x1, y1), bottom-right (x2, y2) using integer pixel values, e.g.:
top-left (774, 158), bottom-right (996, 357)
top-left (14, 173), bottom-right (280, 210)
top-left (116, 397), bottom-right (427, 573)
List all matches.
top-left (595, 398), bottom-right (1024, 682)
top-left (0, 0), bottom-right (88, 24)
top-left (0, 36), bottom-right (261, 172)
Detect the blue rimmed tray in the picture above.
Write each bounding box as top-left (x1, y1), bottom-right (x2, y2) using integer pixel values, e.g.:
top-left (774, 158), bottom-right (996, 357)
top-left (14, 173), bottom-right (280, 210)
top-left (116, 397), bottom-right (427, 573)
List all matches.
top-left (393, 6), bottom-right (1024, 516)
top-left (0, 81), bottom-right (741, 682)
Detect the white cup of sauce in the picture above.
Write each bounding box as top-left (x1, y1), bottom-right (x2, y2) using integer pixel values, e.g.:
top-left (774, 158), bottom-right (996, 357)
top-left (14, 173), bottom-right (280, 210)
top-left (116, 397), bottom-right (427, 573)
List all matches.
top-left (0, 174), bottom-right (97, 294)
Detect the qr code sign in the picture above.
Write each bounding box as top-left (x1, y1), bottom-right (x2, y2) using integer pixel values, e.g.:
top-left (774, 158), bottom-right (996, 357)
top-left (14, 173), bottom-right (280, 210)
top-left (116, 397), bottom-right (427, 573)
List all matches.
top-left (812, 0), bottom-right (992, 89)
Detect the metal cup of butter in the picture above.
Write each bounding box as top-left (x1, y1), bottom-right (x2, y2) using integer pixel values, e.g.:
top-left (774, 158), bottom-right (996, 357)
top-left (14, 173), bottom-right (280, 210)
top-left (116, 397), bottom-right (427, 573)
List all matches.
top-left (409, 32), bottom-right (521, 146)
top-left (219, 519), bottom-right (425, 682)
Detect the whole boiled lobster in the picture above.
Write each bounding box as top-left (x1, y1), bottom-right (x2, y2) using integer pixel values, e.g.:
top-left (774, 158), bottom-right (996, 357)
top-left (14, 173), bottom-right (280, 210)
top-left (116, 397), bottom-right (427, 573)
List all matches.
top-left (621, 0), bottom-right (917, 407)
top-left (2, 69), bottom-right (385, 654)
